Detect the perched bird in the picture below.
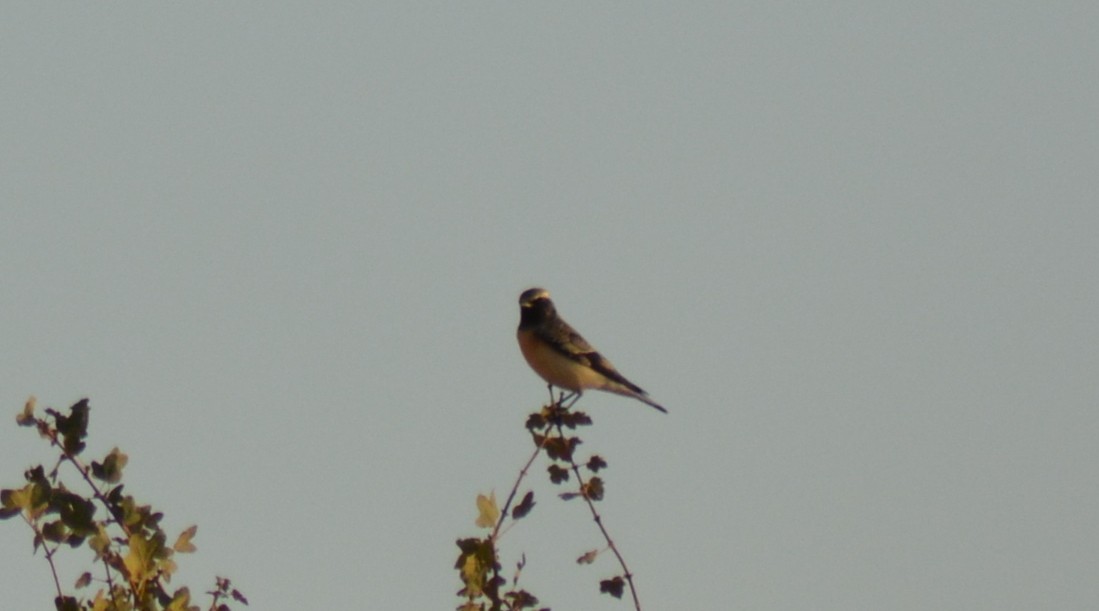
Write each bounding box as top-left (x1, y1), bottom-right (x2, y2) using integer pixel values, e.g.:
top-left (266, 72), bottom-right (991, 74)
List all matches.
top-left (516, 287), bottom-right (667, 413)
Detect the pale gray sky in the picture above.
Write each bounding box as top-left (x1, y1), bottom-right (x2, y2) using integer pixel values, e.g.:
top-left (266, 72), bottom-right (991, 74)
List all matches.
top-left (2, 3), bottom-right (1097, 610)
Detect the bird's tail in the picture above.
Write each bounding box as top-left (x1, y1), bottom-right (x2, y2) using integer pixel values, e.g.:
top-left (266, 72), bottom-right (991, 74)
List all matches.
top-left (635, 393), bottom-right (668, 414)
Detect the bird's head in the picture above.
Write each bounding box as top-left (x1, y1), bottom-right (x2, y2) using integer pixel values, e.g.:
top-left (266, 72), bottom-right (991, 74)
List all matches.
top-left (518, 287), bottom-right (556, 323)
top-left (519, 287), bottom-right (551, 307)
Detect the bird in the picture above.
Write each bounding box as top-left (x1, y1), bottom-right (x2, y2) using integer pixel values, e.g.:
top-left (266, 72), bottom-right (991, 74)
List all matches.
top-left (516, 287), bottom-right (667, 413)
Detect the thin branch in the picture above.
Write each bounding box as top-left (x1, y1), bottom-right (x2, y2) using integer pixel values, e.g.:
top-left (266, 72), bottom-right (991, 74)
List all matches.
top-left (491, 435), bottom-right (547, 543)
top-left (553, 416), bottom-right (643, 611)
top-left (43, 429), bottom-right (126, 533)
top-left (41, 421), bottom-right (143, 604)
top-left (21, 515), bottom-right (65, 601)
top-left (45, 546), bottom-right (66, 605)
top-left (485, 405), bottom-right (555, 611)
top-left (101, 554), bottom-right (120, 608)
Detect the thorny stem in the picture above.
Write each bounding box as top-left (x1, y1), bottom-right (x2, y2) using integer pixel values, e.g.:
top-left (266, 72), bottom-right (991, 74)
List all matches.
top-left (553, 414), bottom-right (643, 611)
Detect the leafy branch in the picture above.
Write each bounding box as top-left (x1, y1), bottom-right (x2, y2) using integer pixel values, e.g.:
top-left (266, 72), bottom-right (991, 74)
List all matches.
top-left (546, 410), bottom-right (640, 608)
top-left (455, 389), bottom-right (651, 610)
top-left (1, 397), bottom-right (248, 611)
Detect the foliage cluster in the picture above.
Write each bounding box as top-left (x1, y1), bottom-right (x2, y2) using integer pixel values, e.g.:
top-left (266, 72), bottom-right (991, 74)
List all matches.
top-left (455, 393), bottom-right (648, 611)
top-left (1, 398), bottom-right (247, 611)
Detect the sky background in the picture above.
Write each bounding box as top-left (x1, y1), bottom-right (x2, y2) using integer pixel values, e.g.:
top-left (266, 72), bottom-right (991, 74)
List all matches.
top-left (2, 3), bottom-right (1098, 610)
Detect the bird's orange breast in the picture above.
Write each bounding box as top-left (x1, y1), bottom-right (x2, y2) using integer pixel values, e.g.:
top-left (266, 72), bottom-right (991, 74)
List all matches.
top-left (517, 328), bottom-right (601, 391)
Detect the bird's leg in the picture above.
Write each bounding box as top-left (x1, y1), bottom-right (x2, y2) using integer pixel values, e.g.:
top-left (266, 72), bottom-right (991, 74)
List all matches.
top-left (560, 390), bottom-right (581, 410)
top-left (545, 385), bottom-right (581, 410)
top-left (549, 386), bottom-right (571, 408)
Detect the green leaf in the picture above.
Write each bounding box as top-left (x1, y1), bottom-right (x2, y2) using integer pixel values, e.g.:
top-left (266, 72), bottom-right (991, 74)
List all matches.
top-left (118, 494), bottom-right (158, 531)
top-left (0, 488), bottom-right (23, 519)
top-left (455, 538), bottom-right (493, 598)
top-left (3, 478), bottom-right (50, 519)
top-left (455, 537), bottom-right (498, 598)
top-left (42, 520), bottom-right (68, 543)
top-left (91, 447), bottom-right (129, 483)
top-left (12, 469), bottom-right (53, 520)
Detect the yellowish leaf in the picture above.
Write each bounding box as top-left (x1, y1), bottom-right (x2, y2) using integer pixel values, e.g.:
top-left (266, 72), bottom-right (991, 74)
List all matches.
top-left (461, 553), bottom-right (484, 597)
top-left (165, 586), bottom-right (191, 611)
top-left (173, 525), bottom-right (197, 553)
top-left (89, 524), bottom-right (111, 558)
top-left (16, 396), bottom-right (36, 425)
top-left (475, 492), bottom-right (499, 529)
top-left (91, 589), bottom-right (109, 611)
top-left (123, 533), bottom-right (153, 583)
top-left (160, 558), bottom-right (178, 581)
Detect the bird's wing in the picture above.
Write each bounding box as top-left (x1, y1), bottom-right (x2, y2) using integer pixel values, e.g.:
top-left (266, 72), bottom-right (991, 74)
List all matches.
top-left (542, 317), bottom-right (595, 356)
top-left (542, 319), bottom-right (646, 395)
top-left (583, 351), bottom-right (647, 395)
